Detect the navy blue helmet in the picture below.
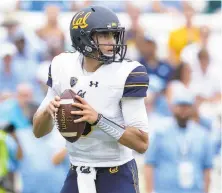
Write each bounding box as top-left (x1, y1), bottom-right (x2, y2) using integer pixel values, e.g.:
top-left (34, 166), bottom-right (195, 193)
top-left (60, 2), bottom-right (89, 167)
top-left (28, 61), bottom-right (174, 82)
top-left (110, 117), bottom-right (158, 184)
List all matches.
top-left (70, 5), bottom-right (127, 64)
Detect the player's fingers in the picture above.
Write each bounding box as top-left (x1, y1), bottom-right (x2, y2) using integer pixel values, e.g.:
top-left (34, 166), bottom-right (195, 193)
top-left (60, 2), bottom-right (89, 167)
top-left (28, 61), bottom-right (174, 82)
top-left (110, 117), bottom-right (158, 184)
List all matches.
top-left (50, 112), bottom-right (55, 119)
top-left (52, 100), bottom-right (60, 108)
top-left (74, 117), bottom-right (87, 123)
top-left (54, 108), bottom-right (59, 113)
top-left (72, 102), bottom-right (86, 110)
top-left (49, 103), bottom-right (58, 113)
top-left (75, 95), bottom-right (87, 105)
top-left (48, 104), bottom-right (55, 112)
top-left (55, 96), bottom-right (61, 101)
top-left (70, 111), bottom-right (85, 115)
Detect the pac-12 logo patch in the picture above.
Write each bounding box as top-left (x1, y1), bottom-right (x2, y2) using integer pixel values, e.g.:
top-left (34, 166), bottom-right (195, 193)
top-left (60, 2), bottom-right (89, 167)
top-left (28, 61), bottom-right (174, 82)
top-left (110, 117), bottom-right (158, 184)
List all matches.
top-left (70, 77), bottom-right (78, 87)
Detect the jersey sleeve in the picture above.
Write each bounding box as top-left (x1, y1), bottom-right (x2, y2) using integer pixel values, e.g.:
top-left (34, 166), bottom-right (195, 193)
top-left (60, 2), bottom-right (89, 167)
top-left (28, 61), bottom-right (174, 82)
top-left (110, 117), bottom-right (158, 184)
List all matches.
top-left (121, 97), bottom-right (148, 133)
top-left (36, 87), bottom-right (57, 113)
top-left (122, 65), bottom-right (149, 97)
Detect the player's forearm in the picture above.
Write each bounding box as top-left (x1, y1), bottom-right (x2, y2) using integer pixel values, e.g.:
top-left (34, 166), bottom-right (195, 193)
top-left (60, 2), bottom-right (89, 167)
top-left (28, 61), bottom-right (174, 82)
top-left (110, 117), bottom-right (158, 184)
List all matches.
top-left (95, 114), bottom-right (149, 154)
top-left (33, 108), bottom-right (53, 138)
top-left (118, 126), bottom-right (149, 153)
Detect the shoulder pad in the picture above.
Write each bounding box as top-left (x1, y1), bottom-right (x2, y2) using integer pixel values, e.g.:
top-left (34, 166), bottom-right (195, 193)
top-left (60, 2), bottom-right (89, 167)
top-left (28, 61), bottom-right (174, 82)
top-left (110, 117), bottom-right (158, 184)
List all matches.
top-left (46, 52), bottom-right (80, 88)
top-left (46, 55), bottom-right (63, 88)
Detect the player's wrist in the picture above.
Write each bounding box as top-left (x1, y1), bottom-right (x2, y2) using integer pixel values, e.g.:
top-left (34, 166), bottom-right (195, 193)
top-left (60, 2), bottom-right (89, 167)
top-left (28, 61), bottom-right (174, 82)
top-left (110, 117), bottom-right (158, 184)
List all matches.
top-left (90, 113), bottom-right (102, 126)
top-left (95, 114), bottom-right (125, 140)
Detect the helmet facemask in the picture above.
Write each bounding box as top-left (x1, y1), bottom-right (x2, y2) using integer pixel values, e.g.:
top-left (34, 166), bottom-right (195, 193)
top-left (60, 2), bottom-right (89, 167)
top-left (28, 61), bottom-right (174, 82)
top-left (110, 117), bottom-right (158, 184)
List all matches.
top-left (92, 28), bottom-right (127, 64)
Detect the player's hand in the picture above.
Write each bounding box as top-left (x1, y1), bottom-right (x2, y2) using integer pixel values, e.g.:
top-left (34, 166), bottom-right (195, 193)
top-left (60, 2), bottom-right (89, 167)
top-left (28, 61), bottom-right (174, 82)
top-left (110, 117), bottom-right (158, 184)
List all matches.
top-left (47, 96), bottom-right (61, 118)
top-left (71, 95), bottom-right (98, 125)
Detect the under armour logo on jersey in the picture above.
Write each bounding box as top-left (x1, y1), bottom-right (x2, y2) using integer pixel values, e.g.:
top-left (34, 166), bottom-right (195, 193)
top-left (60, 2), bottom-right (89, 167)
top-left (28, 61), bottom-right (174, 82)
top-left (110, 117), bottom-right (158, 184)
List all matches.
top-left (80, 166), bottom-right (91, 174)
top-left (70, 77), bottom-right (78, 87)
top-left (89, 81), bottom-right (99, 87)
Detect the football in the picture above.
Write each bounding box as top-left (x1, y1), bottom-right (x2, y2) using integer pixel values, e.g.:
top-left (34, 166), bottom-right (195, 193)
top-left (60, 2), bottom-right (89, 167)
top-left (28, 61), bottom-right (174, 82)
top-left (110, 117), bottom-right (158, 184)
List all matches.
top-left (55, 89), bottom-right (86, 143)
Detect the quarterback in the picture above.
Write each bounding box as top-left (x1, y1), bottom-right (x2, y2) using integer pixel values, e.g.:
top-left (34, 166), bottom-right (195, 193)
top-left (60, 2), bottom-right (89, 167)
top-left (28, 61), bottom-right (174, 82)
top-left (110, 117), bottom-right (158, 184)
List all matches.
top-left (33, 5), bottom-right (149, 193)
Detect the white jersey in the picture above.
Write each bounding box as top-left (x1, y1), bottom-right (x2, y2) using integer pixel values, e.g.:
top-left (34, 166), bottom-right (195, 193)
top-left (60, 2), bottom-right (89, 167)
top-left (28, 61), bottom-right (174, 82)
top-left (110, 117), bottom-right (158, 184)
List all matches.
top-left (45, 51), bottom-right (149, 167)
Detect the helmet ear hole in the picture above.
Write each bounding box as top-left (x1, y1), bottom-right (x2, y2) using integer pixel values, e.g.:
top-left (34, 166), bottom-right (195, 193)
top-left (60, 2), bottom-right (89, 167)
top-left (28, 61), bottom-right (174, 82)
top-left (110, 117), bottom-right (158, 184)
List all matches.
top-left (91, 8), bottom-right (95, 12)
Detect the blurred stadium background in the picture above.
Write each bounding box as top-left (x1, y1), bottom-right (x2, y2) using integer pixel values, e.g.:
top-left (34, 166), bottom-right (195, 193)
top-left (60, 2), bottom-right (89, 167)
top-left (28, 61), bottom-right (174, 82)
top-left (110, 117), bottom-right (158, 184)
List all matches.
top-left (0, 1), bottom-right (221, 193)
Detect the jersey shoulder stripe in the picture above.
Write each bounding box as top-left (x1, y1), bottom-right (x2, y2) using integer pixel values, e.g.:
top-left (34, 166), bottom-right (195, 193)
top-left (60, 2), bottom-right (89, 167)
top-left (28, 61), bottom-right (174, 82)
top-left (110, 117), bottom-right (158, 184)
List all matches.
top-left (46, 64), bottom-right (52, 87)
top-left (123, 65), bottom-right (149, 97)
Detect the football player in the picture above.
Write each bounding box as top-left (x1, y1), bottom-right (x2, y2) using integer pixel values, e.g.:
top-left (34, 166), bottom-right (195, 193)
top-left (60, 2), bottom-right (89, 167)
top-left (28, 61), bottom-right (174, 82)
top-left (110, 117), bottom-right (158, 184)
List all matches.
top-left (33, 5), bottom-right (149, 193)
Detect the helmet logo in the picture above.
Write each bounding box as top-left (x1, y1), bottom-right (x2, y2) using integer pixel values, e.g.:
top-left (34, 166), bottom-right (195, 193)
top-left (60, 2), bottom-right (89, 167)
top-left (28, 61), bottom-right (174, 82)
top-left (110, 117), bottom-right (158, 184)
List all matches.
top-left (72, 11), bottom-right (91, 29)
